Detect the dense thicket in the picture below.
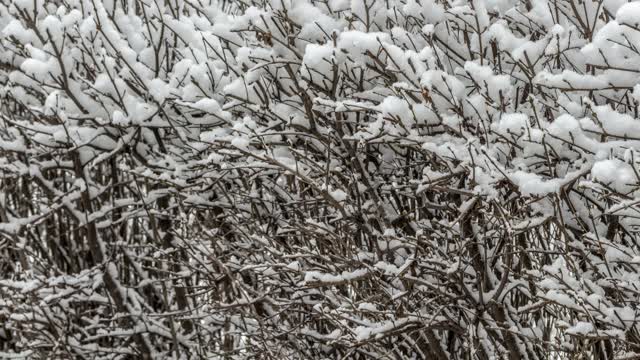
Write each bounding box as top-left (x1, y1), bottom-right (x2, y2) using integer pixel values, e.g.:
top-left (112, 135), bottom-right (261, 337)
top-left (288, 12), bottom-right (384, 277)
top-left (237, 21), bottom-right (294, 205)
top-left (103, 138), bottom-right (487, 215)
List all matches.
top-left (2, 0), bottom-right (640, 358)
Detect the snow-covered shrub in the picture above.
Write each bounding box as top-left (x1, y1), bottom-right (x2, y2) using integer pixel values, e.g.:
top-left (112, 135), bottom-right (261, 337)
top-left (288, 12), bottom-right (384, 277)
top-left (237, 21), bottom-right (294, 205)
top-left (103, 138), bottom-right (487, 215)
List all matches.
top-left (2, 0), bottom-right (640, 358)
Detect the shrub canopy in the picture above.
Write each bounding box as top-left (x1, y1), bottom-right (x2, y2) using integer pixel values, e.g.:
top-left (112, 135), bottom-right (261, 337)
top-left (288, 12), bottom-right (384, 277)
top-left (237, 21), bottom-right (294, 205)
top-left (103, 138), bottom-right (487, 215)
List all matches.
top-left (2, 0), bottom-right (640, 359)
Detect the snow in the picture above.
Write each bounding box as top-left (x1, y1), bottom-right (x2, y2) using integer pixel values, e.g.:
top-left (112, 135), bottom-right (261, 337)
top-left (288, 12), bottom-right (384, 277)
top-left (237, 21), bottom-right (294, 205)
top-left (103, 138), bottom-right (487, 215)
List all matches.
top-left (0, 351), bottom-right (33, 359)
top-left (0, 138), bottom-right (26, 152)
top-left (421, 70), bottom-right (465, 100)
top-left (591, 159), bottom-right (635, 192)
top-left (338, 31), bottom-right (391, 66)
top-left (304, 268), bottom-right (368, 284)
top-left (328, 188), bottom-right (347, 202)
top-left (509, 171), bottom-right (563, 196)
top-left (147, 79), bottom-right (172, 103)
top-left (303, 44), bottom-right (338, 75)
top-left (464, 61), bottom-right (512, 100)
top-left (492, 113), bottom-right (529, 135)
top-left (605, 246), bottom-right (631, 262)
top-left (374, 261), bottom-right (400, 275)
top-left (358, 302), bottom-right (378, 311)
top-left (404, 0), bottom-right (445, 23)
top-left (354, 317), bottom-right (416, 341)
top-left (286, 261), bottom-right (301, 271)
top-left (566, 322), bottom-right (594, 335)
top-left (616, 2), bottom-right (640, 26)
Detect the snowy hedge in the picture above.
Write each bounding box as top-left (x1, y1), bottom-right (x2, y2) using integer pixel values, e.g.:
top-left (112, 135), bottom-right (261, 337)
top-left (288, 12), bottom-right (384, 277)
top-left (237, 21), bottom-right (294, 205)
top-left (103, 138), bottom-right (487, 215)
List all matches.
top-left (2, 0), bottom-right (640, 358)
